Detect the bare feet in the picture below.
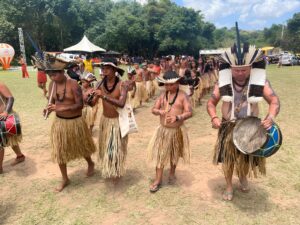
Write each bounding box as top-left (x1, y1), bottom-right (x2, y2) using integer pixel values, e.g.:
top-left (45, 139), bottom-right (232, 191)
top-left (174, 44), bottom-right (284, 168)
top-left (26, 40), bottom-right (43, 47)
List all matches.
top-left (86, 162), bottom-right (95, 177)
top-left (168, 175), bottom-right (176, 184)
top-left (239, 177), bottom-right (250, 193)
top-left (55, 179), bottom-right (70, 192)
top-left (11, 154), bottom-right (25, 166)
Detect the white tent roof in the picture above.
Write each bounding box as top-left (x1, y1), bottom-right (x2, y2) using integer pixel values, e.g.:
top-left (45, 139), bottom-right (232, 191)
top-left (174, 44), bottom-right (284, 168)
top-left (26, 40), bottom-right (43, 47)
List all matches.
top-left (199, 49), bottom-right (225, 55)
top-left (64, 35), bottom-right (106, 53)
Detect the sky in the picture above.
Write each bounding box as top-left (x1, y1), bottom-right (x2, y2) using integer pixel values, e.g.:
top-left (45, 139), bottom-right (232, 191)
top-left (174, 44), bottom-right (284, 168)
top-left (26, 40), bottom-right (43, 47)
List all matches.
top-left (135, 0), bottom-right (300, 30)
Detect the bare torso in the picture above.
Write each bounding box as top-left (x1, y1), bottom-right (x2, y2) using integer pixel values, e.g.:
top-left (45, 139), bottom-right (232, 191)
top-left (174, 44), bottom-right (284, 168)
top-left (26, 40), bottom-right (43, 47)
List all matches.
top-left (51, 78), bottom-right (82, 118)
top-left (135, 69), bottom-right (143, 82)
top-left (100, 81), bottom-right (122, 118)
top-left (158, 90), bottom-right (187, 128)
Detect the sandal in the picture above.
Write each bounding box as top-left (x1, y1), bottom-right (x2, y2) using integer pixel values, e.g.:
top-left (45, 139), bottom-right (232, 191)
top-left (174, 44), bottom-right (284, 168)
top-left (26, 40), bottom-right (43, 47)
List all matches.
top-left (149, 183), bottom-right (161, 193)
top-left (222, 191), bottom-right (233, 201)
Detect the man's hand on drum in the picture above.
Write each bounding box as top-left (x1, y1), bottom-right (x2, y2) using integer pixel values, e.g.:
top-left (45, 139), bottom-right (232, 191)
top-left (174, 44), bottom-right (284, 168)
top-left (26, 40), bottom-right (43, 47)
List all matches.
top-left (261, 115), bottom-right (273, 130)
top-left (211, 116), bottom-right (221, 129)
top-left (0, 111), bottom-right (8, 121)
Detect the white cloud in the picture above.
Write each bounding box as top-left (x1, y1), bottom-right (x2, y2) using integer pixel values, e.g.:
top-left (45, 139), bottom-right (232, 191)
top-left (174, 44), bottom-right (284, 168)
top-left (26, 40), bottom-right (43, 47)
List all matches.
top-left (113, 0), bottom-right (148, 4)
top-left (182, 0), bottom-right (300, 28)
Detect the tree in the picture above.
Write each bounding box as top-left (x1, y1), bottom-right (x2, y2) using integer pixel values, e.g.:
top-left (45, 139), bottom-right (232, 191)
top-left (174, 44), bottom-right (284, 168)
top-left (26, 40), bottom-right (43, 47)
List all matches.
top-left (286, 13), bottom-right (300, 53)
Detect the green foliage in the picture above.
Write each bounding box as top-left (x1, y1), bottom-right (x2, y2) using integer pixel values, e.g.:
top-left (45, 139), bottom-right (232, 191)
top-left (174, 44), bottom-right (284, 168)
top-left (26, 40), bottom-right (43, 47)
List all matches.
top-left (286, 13), bottom-right (300, 53)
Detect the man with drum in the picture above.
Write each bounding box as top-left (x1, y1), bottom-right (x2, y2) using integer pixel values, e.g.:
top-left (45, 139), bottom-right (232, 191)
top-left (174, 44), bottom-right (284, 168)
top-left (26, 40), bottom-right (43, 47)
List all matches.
top-left (207, 24), bottom-right (280, 201)
top-left (0, 82), bottom-right (25, 173)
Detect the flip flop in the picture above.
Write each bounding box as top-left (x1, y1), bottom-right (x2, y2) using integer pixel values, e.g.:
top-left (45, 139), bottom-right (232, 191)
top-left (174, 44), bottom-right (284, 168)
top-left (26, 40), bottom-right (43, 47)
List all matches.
top-left (222, 191), bottom-right (233, 201)
top-left (149, 183), bottom-right (161, 193)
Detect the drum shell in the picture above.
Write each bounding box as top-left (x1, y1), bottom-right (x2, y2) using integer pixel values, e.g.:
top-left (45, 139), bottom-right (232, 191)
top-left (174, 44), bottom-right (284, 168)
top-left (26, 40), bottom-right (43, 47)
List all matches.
top-left (251, 123), bottom-right (282, 157)
top-left (0, 114), bottom-right (22, 146)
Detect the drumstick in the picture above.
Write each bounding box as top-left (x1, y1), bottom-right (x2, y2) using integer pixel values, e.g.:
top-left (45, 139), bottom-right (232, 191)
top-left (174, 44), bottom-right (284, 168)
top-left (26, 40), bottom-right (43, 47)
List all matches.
top-left (44, 83), bottom-right (55, 120)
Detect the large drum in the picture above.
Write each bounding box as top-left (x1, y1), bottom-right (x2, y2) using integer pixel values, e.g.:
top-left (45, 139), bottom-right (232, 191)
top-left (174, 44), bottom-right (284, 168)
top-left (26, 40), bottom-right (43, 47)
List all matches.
top-left (0, 114), bottom-right (22, 146)
top-left (233, 117), bottom-right (282, 157)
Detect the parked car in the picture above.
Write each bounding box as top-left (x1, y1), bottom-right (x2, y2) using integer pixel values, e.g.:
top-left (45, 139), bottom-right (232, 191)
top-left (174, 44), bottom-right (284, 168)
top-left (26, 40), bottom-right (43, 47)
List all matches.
top-left (281, 54), bottom-right (298, 66)
top-left (267, 55), bottom-right (279, 64)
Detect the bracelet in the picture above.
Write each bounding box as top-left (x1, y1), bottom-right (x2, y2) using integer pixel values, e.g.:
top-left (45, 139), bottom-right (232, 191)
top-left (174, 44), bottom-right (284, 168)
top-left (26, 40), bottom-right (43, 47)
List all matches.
top-left (211, 116), bottom-right (218, 122)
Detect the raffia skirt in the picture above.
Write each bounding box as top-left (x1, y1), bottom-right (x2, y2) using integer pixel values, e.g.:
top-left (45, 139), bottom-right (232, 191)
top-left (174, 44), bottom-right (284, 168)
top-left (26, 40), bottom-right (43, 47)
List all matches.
top-left (148, 125), bottom-right (190, 168)
top-left (146, 80), bottom-right (152, 96)
top-left (92, 101), bottom-right (100, 124)
top-left (82, 105), bottom-right (93, 128)
top-left (191, 87), bottom-right (201, 108)
top-left (213, 121), bottom-right (266, 178)
top-left (51, 116), bottom-right (96, 164)
top-left (132, 82), bottom-right (148, 108)
top-left (98, 115), bottom-right (128, 178)
top-left (152, 79), bottom-right (159, 95)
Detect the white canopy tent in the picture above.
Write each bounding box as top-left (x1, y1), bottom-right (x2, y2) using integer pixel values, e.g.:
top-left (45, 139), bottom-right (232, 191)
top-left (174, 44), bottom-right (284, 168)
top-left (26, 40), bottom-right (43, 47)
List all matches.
top-left (199, 49), bottom-right (225, 55)
top-left (64, 35), bottom-right (106, 53)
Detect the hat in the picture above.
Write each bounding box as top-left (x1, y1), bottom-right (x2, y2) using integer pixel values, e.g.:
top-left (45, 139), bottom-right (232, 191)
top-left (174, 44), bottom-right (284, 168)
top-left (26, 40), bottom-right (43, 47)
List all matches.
top-left (44, 52), bottom-right (71, 71)
top-left (100, 58), bottom-right (124, 76)
top-left (80, 72), bottom-right (96, 82)
top-left (219, 23), bottom-right (264, 67)
top-left (127, 67), bottom-right (136, 75)
top-left (31, 52), bottom-right (44, 70)
top-left (156, 71), bottom-right (181, 84)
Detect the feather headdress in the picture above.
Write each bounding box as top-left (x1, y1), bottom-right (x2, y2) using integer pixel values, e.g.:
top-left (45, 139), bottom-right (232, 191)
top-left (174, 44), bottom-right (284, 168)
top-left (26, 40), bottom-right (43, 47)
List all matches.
top-left (218, 22), bottom-right (266, 119)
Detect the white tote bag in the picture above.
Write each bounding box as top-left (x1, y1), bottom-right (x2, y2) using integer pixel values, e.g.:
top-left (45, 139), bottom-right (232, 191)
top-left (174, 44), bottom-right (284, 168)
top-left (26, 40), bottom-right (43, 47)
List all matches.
top-left (118, 103), bottom-right (138, 138)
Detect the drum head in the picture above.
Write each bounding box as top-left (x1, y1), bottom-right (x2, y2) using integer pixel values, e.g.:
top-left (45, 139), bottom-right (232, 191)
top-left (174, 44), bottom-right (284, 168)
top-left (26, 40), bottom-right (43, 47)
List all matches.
top-left (233, 117), bottom-right (267, 154)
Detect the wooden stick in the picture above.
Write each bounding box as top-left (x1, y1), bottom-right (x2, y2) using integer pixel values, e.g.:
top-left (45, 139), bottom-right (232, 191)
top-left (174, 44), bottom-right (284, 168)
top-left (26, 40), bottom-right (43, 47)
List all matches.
top-left (164, 91), bottom-right (170, 125)
top-left (44, 82), bottom-right (55, 120)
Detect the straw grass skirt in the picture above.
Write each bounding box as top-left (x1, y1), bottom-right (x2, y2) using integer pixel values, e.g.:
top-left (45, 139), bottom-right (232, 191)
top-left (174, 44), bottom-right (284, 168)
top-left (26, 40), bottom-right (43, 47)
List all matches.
top-left (213, 121), bottom-right (266, 178)
top-left (152, 79), bottom-right (159, 96)
top-left (146, 80), bottom-right (152, 97)
top-left (98, 115), bottom-right (128, 178)
top-left (91, 102), bottom-right (99, 124)
top-left (82, 105), bottom-right (93, 128)
top-left (148, 125), bottom-right (190, 168)
top-left (6, 135), bottom-right (22, 147)
top-left (132, 82), bottom-right (148, 108)
top-left (51, 116), bottom-right (96, 164)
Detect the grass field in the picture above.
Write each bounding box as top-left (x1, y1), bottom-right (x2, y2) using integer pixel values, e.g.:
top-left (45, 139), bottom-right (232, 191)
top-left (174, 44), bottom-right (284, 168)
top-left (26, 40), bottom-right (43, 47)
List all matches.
top-left (0, 65), bottom-right (300, 225)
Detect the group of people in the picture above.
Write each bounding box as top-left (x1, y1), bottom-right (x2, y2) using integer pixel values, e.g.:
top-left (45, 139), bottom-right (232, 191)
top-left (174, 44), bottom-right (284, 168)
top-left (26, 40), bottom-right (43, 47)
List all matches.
top-left (1, 37), bottom-right (280, 201)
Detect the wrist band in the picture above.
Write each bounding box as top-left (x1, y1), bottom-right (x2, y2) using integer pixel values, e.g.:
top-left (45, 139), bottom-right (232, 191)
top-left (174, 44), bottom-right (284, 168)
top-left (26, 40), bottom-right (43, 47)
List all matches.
top-left (211, 116), bottom-right (218, 122)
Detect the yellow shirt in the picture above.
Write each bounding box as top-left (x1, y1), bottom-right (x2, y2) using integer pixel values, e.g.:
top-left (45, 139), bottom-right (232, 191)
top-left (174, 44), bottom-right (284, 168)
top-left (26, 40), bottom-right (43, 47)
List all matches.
top-left (83, 59), bottom-right (93, 73)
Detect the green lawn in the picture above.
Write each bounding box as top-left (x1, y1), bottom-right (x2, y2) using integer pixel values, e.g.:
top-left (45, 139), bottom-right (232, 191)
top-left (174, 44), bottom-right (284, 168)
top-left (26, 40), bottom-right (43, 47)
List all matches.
top-left (0, 64), bottom-right (299, 225)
